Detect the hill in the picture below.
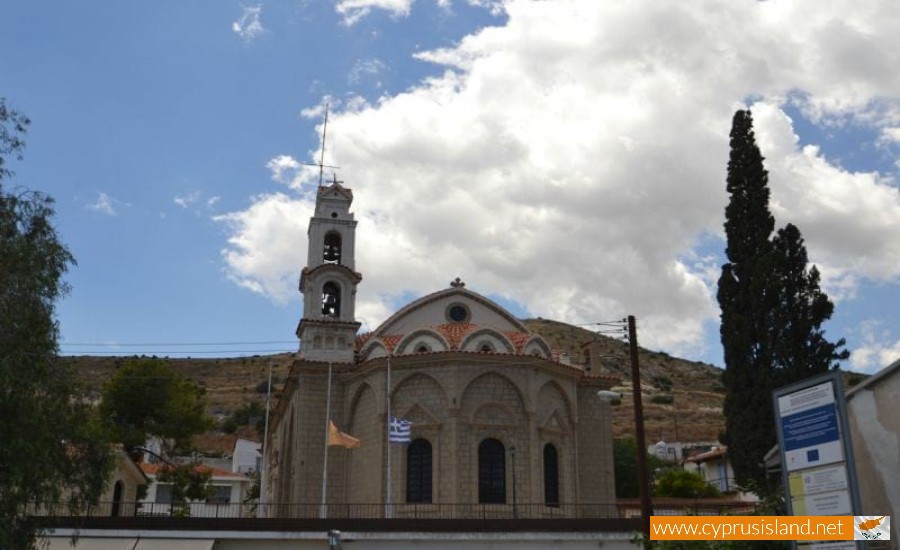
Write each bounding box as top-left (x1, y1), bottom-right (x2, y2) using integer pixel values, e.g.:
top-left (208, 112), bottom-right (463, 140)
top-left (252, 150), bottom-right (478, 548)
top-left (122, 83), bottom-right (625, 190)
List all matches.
top-left (521, 318), bottom-right (726, 442)
top-left (61, 318), bottom-right (729, 449)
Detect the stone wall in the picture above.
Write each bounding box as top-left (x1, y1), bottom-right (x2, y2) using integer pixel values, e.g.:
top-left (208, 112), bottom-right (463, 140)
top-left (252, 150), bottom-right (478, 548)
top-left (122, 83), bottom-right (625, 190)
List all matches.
top-left (267, 355), bottom-right (616, 515)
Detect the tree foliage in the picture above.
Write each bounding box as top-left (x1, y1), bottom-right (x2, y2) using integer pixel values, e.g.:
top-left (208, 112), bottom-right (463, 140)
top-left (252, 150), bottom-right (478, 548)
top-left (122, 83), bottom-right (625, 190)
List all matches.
top-left (100, 357), bottom-right (213, 455)
top-left (654, 469), bottom-right (721, 498)
top-left (221, 401), bottom-right (265, 434)
top-left (1, 98), bottom-right (114, 548)
top-left (613, 437), bottom-right (668, 498)
top-left (717, 110), bottom-right (847, 489)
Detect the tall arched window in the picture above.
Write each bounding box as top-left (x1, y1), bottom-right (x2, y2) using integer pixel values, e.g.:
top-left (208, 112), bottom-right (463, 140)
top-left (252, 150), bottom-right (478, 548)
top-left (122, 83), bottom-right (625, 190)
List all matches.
top-left (478, 438), bottom-right (506, 504)
top-left (321, 281), bottom-right (341, 317)
top-left (406, 439), bottom-right (432, 503)
top-left (111, 481), bottom-right (124, 516)
top-left (543, 443), bottom-right (560, 507)
top-left (323, 232), bottom-right (342, 264)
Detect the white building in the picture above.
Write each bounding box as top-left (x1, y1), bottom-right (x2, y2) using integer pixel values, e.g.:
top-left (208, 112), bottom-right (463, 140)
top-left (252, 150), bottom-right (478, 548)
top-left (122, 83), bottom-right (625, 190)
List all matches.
top-left (138, 463), bottom-right (252, 518)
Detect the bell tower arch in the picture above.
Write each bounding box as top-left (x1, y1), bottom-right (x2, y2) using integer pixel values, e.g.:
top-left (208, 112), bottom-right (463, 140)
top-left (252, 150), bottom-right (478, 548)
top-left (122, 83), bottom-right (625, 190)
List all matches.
top-left (297, 178), bottom-right (362, 363)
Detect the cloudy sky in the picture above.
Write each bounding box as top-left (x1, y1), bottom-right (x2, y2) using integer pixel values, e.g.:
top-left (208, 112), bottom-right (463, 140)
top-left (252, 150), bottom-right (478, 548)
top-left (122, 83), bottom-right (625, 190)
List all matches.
top-left (3, 1), bottom-right (898, 373)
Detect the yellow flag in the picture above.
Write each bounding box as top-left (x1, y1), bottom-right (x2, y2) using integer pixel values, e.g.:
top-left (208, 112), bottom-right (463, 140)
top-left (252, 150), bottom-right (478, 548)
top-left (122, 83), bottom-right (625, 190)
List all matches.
top-left (327, 420), bottom-right (361, 449)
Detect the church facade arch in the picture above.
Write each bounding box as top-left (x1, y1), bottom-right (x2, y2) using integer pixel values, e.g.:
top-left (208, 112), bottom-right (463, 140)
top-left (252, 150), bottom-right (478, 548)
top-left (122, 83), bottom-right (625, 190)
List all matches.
top-left (395, 329), bottom-right (450, 355)
top-left (522, 336), bottom-right (553, 358)
top-left (460, 328), bottom-right (515, 354)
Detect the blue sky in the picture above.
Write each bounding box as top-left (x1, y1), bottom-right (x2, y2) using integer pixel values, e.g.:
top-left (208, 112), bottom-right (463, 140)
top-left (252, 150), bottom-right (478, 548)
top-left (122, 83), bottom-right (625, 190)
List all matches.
top-left (3, 1), bottom-right (899, 373)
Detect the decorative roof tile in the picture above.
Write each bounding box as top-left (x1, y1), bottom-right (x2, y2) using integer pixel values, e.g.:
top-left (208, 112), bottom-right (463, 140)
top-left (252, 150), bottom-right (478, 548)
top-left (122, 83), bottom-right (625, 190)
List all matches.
top-left (435, 322), bottom-right (476, 349)
top-left (503, 331), bottom-right (531, 352)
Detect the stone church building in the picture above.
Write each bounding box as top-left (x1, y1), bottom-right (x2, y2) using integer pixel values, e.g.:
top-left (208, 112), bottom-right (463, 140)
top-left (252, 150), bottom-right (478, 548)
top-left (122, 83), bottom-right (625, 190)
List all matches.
top-left (264, 179), bottom-right (618, 517)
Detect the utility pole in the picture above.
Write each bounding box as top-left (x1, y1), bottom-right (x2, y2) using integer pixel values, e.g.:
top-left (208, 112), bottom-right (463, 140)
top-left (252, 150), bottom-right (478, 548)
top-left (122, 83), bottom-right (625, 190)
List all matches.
top-left (628, 315), bottom-right (652, 545)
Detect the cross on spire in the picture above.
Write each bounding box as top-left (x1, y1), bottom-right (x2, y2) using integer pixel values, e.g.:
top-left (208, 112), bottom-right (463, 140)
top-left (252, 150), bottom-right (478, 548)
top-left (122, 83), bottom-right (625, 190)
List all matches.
top-left (300, 101), bottom-right (340, 188)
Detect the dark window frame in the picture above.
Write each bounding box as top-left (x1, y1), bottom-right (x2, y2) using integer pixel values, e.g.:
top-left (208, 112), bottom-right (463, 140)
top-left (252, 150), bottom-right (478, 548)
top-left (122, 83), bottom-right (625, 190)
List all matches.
top-left (406, 438), bottom-right (433, 503)
top-left (478, 438), bottom-right (506, 504)
top-left (543, 443), bottom-right (560, 507)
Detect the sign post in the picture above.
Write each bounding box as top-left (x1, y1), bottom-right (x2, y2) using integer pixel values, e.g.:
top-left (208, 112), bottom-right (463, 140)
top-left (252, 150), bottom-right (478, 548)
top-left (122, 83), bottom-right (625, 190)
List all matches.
top-left (773, 371), bottom-right (863, 549)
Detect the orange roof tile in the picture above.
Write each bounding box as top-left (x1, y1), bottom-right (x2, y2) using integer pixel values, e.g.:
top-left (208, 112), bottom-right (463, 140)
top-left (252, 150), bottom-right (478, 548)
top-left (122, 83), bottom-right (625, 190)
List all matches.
top-left (503, 331), bottom-right (531, 352)
top-left (435, 322), bottom-right (476, 349)
top-left (381, 334), bottom-right (403, 353)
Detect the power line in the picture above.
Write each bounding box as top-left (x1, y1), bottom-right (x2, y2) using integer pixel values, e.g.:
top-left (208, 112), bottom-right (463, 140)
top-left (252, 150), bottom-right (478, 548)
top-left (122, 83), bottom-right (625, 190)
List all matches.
top-left (58, 349), bottom-right (295, 355)
top-left (61, 341), bottom-right (298, 347)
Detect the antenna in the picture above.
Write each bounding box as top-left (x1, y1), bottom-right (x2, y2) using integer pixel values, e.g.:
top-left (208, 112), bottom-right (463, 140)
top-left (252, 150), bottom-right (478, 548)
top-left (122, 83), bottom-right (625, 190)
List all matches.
top-left (300, 101), bottom-right (340, 188)
top-left (318, 102), bottom-right (328, 187)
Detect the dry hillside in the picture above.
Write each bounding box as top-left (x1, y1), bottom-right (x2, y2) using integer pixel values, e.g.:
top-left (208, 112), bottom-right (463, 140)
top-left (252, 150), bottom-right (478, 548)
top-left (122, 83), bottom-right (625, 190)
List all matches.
top-left (62, 318), bottom-right (729, 449)
top-left (522, 318), bottom-right (726, 442)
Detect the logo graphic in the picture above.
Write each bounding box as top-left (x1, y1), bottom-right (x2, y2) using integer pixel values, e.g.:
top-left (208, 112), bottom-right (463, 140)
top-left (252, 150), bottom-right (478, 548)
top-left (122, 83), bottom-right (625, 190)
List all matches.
top-left (854, 516), bottom-right (890, 541)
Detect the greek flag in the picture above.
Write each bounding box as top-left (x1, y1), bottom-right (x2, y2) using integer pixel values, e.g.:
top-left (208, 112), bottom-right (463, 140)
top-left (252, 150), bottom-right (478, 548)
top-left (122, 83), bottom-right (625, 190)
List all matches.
top-left (388, 416), bottom-right (412, 443)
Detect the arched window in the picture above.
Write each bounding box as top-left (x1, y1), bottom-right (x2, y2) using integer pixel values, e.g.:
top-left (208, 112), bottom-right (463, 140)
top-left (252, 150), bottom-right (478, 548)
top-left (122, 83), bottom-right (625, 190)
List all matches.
top-left (321, 282), bottom-right (341, 317)
top-left (323, 232), bottom-right (342, 264)
top-left (543, 443), bottom-right (559, 507)
top-left (406, 439), bottom-right (432, 503)
top-left (111, 480), bottom-right (124, 516)
top-left (478, 438), bottom-right (506, 504)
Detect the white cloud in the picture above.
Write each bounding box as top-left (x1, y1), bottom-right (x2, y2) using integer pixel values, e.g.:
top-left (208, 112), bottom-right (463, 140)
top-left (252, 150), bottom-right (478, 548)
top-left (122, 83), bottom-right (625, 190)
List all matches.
top-left (335, 0), bottom-right (413, 25)
top-left (220, 0), bottom-right (900, 357)
top-left (174, 190), bottom-right (202, 208)
top-left (86, 192), bottom-right (126, 216)
top-left (214, 193), bottom-right (312, 304)
top-left (850, 321), bottom-right (900, 374)
top-left (232, 5), bottom-right (265, 42)
top-left (349, 59), bottom-right (386, 87)
top-left (207, 196), bottom-right (221, 208)
top-left (335, 0), bottom-right (504, 24)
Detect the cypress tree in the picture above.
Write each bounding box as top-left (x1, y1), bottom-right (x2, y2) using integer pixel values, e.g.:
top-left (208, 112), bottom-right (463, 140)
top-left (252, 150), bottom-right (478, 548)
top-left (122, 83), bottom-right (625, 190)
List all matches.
top-left (717, 109), bottom-right (778, 489)
top-left (770, 224), bottom-right (849, 383)
top-left (718, 111), bottom-right (848, 490)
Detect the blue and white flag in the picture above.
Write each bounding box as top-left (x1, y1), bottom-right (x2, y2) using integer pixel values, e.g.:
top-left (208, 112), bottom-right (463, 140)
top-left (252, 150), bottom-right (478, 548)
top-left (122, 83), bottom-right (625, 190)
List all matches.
top-left (388, 416), bottom-right (412, 443)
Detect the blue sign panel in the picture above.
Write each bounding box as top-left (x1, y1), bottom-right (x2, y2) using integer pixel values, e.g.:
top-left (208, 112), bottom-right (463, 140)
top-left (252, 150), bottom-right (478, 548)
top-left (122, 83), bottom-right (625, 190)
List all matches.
top-left (782, 402), bottom-right (839, 452)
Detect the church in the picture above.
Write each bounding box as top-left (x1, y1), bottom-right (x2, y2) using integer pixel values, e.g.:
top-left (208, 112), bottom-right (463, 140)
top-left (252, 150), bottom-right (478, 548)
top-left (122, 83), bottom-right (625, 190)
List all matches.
top-left (264, 178), bottom-right (618, 518)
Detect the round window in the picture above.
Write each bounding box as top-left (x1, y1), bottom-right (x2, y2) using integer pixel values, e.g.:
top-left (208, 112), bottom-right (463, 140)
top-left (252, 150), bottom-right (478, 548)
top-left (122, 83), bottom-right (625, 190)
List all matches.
top-left (447, 304), bottom-right (469, 323)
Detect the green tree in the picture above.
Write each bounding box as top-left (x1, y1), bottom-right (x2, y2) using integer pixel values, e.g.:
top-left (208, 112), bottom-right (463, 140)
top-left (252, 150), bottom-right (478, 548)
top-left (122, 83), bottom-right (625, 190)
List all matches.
top-left (770, 224), bottom-right (848, 382)
top-left (100, 358), bottom-right (215, 515)
top-left (654, 469), bottom-right (721, 498)
top-left (221, 401), bottom-right (265, 434)
top-left (717, 110), bottom-right (846, 490)
top-left (717, 109), bottom-right (778, 490)
top-left (100, 357), bottom-right (213, 455)
top-left (613, 437), bottom-right (667, 498)
top-left (1, 98), bottom-right (114, 548)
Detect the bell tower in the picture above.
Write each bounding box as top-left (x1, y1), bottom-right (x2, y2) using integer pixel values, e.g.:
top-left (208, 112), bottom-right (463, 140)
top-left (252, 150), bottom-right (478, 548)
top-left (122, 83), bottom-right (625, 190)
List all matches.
top-left (296, 177), bottom-right (362, 363)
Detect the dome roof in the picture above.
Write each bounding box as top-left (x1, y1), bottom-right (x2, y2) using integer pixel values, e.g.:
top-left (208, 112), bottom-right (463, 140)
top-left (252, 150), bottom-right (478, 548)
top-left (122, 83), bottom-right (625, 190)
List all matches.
top-left (356, 286), bottom-right (554, 361)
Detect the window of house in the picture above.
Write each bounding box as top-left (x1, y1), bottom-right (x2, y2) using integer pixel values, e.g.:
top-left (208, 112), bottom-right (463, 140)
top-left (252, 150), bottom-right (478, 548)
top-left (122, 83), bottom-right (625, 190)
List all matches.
top-left (406, 439), bottom-right (433, 503)
top-left (155, 484), bottom-right (173, 504)
top-left (207, 485), bottom-right (232, 505)
top-left (543, 443), bottom-right (560, 507)
top-left (478, 438), bottom-right (506, 504)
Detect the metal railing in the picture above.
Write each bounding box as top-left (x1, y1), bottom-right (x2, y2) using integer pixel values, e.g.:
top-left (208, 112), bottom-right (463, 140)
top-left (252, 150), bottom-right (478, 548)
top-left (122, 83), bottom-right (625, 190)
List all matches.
top-left (31, 499), bottom-right (758, 520)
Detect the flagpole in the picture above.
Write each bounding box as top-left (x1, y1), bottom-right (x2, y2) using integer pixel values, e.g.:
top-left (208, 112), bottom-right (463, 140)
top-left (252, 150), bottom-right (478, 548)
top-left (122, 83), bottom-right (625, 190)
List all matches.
top-left (321, 361), bottom-right (333, 519)
top-left (385, 354), bottom-right (392, 519)
top-left (259, 360), bottom-right (273, 518)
